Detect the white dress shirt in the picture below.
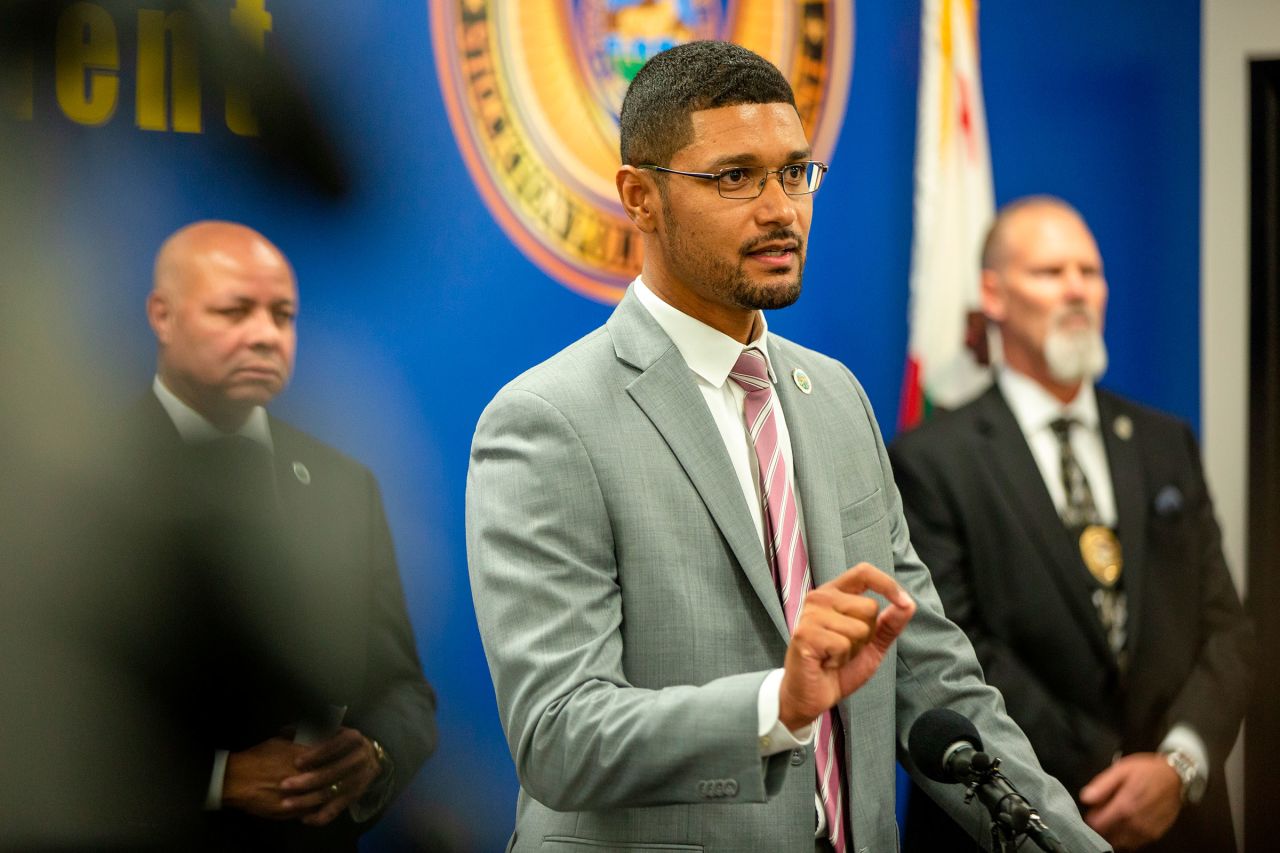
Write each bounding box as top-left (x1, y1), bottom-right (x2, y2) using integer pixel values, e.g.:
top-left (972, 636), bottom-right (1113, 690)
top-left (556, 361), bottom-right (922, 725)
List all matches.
top-left (997, 368), bottom-right (1208, 788)
top-left (153, 375), bottom-right (273, 451)
top-left (633, 279), bottom-right (828, 830)
top-left (998, 369), bottom-right (1116, 526)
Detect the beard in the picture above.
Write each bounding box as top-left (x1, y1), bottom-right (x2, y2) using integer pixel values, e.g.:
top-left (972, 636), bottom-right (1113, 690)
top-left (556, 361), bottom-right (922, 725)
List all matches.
top-left (733, 229), bottom-right (806, 309)
top-left (1044, 306), bottom-right (1108, 383)
top-left (660, 204), bottom-right (805, 311)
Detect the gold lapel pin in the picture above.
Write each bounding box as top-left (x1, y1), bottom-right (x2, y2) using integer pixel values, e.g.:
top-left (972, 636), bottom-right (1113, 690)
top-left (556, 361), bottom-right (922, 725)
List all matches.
top-left (792, 368), bottom-right (812, 395)
top-left (1113, 415), bottom-right (1133, 441)
top-left (292, 461), bottom-right (311, 485)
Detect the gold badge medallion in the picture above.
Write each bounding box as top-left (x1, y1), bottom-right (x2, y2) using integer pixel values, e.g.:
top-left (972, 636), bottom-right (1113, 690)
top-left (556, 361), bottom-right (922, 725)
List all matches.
top-left (1079, 524), bottom-right (1122, 588)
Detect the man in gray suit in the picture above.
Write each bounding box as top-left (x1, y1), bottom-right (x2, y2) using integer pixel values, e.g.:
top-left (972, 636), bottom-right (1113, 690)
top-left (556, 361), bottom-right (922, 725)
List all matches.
top-left (467, 42), bottom-right (1110, 853)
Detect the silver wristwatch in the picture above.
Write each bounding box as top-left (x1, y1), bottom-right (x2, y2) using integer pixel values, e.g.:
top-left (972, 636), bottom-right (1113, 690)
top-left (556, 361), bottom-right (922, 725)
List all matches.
top-left (1162, 748), bottom-right (1205, 803)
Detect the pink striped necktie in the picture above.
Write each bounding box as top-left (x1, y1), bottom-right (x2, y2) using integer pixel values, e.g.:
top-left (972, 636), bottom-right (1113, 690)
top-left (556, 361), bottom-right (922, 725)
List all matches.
top-left (729, 347), bottom-right (847, 853)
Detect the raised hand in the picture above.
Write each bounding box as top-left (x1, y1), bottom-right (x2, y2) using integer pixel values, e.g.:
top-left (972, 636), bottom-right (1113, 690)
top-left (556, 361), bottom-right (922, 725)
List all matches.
top-left (778, 562), bottom-right (916, 730)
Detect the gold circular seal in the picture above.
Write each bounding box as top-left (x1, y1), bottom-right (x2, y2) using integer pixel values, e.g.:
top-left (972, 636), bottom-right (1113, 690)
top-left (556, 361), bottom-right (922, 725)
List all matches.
top-left (1079, 524), bottom-right (1122, 588)
top-left (431, 0), bottom-right (854, 302)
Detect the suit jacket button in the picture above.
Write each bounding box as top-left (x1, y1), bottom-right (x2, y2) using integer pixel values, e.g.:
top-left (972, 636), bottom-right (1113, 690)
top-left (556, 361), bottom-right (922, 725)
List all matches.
top-left (790, 748), bottom-right (806, 766)
top-left (725, 780), bottom-right (739, 796)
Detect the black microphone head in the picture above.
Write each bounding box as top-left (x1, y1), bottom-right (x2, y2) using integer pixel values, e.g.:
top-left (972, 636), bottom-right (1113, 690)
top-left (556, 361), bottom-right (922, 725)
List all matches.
top-left (908, 708), bottom-right (984, 783)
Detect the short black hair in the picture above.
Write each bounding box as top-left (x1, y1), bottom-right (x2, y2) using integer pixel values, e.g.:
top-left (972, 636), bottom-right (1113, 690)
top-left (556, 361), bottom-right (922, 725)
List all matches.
top-left (619, 40), bottom-right (796, 167)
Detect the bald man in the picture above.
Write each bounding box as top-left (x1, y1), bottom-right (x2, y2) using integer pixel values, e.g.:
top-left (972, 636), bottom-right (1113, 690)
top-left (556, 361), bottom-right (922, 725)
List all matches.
top-left (892, 198), bottom-right (1251, 852)
top-left (134, 221), bottom-right (436, 850)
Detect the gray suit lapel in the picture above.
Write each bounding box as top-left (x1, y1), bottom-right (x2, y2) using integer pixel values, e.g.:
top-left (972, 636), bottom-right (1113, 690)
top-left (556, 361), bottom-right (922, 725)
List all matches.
top-left (769, 337), bottom-right (845, 588)
top-left (770, 343), bottom-right (894, 830)
top-left (608, 293), bottom-right (789, 641)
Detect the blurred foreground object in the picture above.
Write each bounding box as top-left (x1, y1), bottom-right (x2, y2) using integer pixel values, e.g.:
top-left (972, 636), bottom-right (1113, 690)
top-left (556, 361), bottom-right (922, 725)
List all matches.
top-left (0, 0), bottom-right (349, 198)
top-left (0, 5), bottom-right (437, 844)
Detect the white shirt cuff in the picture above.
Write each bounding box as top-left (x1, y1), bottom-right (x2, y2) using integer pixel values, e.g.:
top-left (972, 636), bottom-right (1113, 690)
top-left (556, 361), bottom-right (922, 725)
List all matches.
top-left (1160, 724), bottom-right (1209, 783)
top-left (756, 668), bottom-right (816, 755)
top-left (205, 749), bottom-right (229, 810)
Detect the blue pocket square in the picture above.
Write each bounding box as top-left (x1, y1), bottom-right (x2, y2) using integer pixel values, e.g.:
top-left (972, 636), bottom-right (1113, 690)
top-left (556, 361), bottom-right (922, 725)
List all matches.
top-left (1153, 484), bottom-right (1184, 515)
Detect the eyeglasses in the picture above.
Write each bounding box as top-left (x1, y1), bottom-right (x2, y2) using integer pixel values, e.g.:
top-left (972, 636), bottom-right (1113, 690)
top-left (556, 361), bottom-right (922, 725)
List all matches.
top-left (637, 160), bottom-right (829, 199)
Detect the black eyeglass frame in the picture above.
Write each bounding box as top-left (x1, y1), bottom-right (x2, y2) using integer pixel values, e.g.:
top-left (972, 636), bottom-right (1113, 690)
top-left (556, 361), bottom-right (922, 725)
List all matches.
top-left (636, 160), bottom-right (829, 199)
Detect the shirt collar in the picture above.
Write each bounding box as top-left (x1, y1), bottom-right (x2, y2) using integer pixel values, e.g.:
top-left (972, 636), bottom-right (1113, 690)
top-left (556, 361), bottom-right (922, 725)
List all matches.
top-left (152, 375), bottom-right (274, 451)
top-left (632, 276), bottom-right (776, 387)
top-left (997, 367), bottom-right (1099, 437)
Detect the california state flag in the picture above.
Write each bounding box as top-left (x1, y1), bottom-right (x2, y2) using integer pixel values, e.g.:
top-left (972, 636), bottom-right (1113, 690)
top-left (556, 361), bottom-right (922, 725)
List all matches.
top-left (898, 0), bottom-right (995, 430)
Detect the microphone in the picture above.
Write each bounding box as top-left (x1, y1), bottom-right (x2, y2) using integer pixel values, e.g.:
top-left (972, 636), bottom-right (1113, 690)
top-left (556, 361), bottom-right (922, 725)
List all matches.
top-left (908, 708), bottom-right (1073, 853)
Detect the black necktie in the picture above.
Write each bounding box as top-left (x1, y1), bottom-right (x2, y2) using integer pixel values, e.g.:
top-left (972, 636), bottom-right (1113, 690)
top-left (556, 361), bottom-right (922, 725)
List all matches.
top-left (1049, 417), bottom-right (1100, 529)
top-left (1049, 416), bottom-right (1127, 665)
top-left (192, 434), bottom-right (280, 516)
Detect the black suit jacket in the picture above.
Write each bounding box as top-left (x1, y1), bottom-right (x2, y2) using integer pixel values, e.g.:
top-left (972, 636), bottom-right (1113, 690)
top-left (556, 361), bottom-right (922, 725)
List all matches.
top-left (889, 384), bottom-right (1251, 852)
top-left (122, 393), bottom-right (437, 851)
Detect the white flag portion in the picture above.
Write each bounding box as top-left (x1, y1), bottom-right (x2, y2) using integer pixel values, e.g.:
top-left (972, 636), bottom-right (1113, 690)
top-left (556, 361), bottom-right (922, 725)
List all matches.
top-left (899, 0), bottom-right (995, 429)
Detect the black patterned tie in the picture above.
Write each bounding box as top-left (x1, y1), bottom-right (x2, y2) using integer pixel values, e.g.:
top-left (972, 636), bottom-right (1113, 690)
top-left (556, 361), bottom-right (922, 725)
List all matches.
top-left (1049, 417), bottom-right (1127, 665)
top-left (1050, 417), bottom-right (1099, 529)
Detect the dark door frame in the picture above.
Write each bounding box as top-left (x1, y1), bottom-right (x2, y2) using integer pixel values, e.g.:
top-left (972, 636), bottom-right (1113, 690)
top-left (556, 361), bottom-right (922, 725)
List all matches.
top-left (1245, 57), bottom-right (1280, 853)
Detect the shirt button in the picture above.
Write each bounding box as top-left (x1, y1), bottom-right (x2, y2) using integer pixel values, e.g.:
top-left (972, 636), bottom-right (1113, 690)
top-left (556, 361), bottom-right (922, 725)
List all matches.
top-left (759, 735), bottom-right (772, 751)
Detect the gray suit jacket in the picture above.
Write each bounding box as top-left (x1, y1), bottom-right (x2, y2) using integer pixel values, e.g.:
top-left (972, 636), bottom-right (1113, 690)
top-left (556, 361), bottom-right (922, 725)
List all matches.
top-left (467, 289), bottom-right (1109, 853)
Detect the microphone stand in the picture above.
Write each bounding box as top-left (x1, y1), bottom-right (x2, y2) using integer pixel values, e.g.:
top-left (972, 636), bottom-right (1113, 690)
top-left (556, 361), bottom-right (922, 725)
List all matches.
top-left (959, 757), bottom-right (1024, 852)
top-left (960, 756), bottom-right (1072, 853)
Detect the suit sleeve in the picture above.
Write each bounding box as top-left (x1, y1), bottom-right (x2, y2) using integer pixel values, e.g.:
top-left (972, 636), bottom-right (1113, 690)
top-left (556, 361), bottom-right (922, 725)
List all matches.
top-left (355, 472), bottom-right (438, 810)
top-left (1161, 423), bottom-right (1253, 766)
top-left (839, 376), bottom-right (1110, 852)
top-left (888, 435), bottom-right (1121, 789)
top-left (466, 387), bottom-right (790, 812)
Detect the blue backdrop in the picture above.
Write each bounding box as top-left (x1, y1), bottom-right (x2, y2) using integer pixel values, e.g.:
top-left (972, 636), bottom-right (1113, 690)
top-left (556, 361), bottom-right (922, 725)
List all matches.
top-left (25, 1), bottom-right (1198, 849)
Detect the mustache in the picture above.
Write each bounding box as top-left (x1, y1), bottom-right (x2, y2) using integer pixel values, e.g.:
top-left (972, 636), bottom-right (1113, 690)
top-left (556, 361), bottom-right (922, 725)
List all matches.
top-left (1051, 304), bottom-right (1099, 329)
top-left (740, 229), bottom-right (804, 255)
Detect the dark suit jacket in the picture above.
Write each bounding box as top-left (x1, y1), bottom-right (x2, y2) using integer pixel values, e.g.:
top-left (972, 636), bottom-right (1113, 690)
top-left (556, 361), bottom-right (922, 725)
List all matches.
top-left (121, 393), bottom-right (437, 851)
top-left (889, 383), bottom-right (1252, 852)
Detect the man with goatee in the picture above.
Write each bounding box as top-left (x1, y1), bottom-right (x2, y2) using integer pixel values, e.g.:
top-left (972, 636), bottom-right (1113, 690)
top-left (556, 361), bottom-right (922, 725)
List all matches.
top-left (893, 196), bottom-right (1252, 852)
